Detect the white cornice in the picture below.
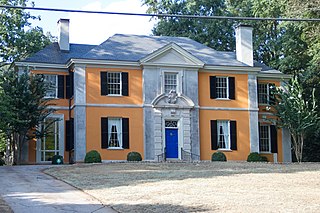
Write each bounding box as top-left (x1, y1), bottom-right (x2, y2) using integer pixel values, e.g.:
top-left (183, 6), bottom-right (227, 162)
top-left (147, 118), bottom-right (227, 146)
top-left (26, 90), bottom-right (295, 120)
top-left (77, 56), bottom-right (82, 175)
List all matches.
top-left (258, 73), bottom-right (292, 80)
top-left (15, 62), bottom-right (68, 70)
top-left (68, 59), bottom-right (140, 67)
top-left (140, 42), bottom-right (205, 67)
top-left (201, 65), bottom-right (261, 73)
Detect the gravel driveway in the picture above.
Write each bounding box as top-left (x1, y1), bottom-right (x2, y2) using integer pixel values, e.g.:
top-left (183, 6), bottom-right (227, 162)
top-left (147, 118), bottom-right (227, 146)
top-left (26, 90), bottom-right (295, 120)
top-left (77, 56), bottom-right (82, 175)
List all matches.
top-left (45, 162), bottom-right (320, 213)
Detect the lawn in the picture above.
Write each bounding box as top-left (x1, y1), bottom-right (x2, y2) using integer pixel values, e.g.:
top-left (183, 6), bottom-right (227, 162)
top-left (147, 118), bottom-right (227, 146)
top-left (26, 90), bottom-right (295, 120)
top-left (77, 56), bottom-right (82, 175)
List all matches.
top-left (45, 162), bottom-right (320, 213)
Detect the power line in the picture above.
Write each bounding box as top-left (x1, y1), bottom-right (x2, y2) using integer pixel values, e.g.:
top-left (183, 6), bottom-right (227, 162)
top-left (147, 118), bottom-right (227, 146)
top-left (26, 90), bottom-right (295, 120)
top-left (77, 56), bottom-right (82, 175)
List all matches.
top-left (1, 5), bottom-right (320, 22)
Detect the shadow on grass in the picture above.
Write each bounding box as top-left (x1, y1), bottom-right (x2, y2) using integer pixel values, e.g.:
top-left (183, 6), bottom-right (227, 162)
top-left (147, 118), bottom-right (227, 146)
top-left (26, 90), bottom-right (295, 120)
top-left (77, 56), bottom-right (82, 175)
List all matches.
top-left (110, 202), bottom-right (211, 213)
top-left (44, 162), bottom-right (320, 190)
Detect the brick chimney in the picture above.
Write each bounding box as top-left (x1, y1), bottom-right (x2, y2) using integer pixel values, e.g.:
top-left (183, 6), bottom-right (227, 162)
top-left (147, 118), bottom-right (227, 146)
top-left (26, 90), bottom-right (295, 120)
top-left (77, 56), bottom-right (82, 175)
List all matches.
top-left (235, 24), bottom-right (253, 67)
top-left (57, 19), bottom-right (70, 52)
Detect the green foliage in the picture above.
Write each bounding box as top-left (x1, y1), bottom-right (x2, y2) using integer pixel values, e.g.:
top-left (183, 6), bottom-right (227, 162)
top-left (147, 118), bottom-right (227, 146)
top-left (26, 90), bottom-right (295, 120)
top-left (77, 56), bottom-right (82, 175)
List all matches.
top-left (0, 132), bottom-right (5, 153)
top-left (247, 152), bottom-right (268, 162)
top-left (52, 154), bottom-right (64, 165)
top-left (0, 0), bottom-right (51, 67)
top-left (84, 150), bottom-right (102, 163)
top-left (211, 152), bottom-right (227, 161)
top-left (127, 151), bottom-right (142, 161)
top-left (0, 68), bottom-right (56, 164)
top-left (272, 77), bottom-right (319, 162)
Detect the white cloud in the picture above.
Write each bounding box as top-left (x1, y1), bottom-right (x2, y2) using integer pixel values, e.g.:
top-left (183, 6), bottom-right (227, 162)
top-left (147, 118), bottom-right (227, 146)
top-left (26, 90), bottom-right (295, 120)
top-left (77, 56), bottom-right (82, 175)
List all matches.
top-left (68, 0), bottom-right (156, 44)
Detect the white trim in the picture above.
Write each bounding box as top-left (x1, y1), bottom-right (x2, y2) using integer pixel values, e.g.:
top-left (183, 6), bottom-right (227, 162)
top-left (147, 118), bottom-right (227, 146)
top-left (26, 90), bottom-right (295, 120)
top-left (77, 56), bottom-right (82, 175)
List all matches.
top-left (258, 73), bottom-right (292, 80)
top-left (48, 106), bottom-right (69, 110)
top-left (73, 103), bottom-right (142, 108)
top-left (15, 62), bottom-right (68, 69)
top-left (68, 59), bottom-right (140, 67)
top-left (200, 107), bottom-right (259, 111)
top-left (140, 42), bottom-right (204, 67)
top-left (202, 65), bottom-right (261, 72)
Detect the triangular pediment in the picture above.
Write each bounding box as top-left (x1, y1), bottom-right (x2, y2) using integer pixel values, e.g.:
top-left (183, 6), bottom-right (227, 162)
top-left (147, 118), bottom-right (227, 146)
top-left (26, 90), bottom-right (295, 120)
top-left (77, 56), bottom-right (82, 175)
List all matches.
top-left (140, 43), bottom-right (204, 68)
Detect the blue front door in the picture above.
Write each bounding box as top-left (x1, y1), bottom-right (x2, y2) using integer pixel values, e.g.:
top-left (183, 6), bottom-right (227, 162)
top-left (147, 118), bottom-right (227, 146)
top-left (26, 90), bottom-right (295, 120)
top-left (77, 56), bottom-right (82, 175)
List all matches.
top-left (165, 128), bottom-right (178, 158)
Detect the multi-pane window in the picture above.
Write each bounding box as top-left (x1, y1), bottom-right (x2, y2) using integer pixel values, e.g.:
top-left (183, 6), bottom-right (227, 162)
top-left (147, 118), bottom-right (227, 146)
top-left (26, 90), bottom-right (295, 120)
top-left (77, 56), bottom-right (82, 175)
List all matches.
top-left (44, 75), bottom-right (58, 98)
top-left (217, 120), bottom-right (230, 149)
top-left (40, 118), bottom-right (60, 161)
top-left (258, 84), bottom-right (269, 104)
top-left (164, 73), bottom-right (177, 93)
top-left (107, 72), bottom-right (121, 95)
top-left (108, 118), bottom-right (122, 148)
top-left (258, 83), bottom-right (276, 105)
top-left (216, 77), bottom-right (228, 99)
top-left (259, 125), bottom-right (270, 152)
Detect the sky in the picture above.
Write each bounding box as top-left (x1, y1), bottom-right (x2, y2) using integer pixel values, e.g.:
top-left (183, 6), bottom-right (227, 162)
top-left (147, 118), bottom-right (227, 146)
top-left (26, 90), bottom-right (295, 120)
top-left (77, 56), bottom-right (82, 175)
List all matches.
top-left (29, 0), bottom-right (156, 45)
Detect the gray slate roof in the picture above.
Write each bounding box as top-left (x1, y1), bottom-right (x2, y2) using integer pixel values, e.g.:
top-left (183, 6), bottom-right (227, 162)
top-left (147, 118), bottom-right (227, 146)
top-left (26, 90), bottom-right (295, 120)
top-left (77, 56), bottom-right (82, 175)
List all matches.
top-left (22, 34), bottom-right (280, 73)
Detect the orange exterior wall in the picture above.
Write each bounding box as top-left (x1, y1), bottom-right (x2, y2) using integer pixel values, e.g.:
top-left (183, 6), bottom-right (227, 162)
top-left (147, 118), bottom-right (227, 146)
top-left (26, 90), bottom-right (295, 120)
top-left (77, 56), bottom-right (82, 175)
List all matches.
top-left (86, 107), bottom-right (144, 160)
top-left (86, 67), bottom-right (143, 105)
top-left (199, 72), bottom-right (249, 108)
top-left (199, 110), bottom-right (251, 161)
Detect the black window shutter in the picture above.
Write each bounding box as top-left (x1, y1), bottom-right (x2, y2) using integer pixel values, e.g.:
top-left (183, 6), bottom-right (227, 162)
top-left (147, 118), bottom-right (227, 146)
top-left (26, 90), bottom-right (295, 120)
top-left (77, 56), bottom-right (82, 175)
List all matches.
top-left (269, 83), bottom-right (276, 105)
top-left (211, 120), bottom-right (218, 150)
top-left (230, 121), bottom-right (237, 150)
top-left (270, 125), bottom-right (278, 153)
top-left (228, 77), bottom-right (235, 100)
top-left (210, 76), bottom-right (217, 99)
top-left (100, 72), bottom-right (108, 95)
top-left (57, 75), bottom-right (65, 99)
top-left (65, 119), bottom-right (74, 151)
top-left (66, 75), bottom-right (71, 99)
top-left (122, 118), bottom-right (129, 149)
top-left (101, 117), bottom-right (109, 149)
top-left (121, 72), bottom-right (129, 96)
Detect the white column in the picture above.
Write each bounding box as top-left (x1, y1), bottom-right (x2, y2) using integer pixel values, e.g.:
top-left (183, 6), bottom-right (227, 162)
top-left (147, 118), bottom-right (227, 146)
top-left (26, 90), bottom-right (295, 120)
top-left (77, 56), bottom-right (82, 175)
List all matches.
top-left (73, 65), bottom-right (86, 162)
top-left (248, 74), bottom-right (259, 152)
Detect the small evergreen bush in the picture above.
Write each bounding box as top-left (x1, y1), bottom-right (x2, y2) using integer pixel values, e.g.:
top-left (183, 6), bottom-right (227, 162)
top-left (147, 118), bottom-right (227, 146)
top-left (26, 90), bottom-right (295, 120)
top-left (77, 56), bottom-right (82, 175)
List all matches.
top-left (84, 150), bottom-right (102, 163)
top-left (52, 155), bottom-right (64, 165)
top-left (211, 152), bottom-right (227, 161)
top-left (127, 151), bottom-right (142, 161)
top-left (0, 158), bottom-right (5, 166)
top-left (247, 152), bottom-right (268, 162)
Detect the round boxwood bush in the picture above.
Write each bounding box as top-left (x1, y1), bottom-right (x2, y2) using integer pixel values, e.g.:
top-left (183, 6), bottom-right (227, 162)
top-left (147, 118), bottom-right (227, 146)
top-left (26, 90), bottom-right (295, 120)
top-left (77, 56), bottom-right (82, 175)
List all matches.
top-left (0, 158), bottom-right (5, 166)
top-left (127, 151), bottom-right (142, 161)
top-left (211, 152), bottom-right (227, 161)
top-left (247, 152), bottom-right (268, 162)
top-left (84, 150), bottom-right (102, 163)
top-left (52, 155), bottom-right (64, 165)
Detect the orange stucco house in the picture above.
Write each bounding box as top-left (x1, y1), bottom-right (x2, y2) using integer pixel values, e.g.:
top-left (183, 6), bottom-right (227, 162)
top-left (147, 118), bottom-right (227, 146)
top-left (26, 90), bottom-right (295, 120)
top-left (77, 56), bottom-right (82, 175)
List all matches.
top-left (16, 19), bottom-right (292, 164)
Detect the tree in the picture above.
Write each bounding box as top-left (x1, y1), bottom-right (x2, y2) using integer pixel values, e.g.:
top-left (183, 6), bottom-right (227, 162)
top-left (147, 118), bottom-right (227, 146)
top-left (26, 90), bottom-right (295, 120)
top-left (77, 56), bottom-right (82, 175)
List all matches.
top-left (0, 68), bottom-right (56, 164)
top-left (272, 77), bottom-right (319, 162)
top-left (143, 0), bottom-right (235, 51)
top-left (0, 0), bottom-right (51, 67)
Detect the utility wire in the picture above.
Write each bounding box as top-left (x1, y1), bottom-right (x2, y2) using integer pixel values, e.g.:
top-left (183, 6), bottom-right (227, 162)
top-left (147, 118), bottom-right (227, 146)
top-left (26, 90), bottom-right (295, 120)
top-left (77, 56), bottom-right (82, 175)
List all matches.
top-left (0, 5), bottom-right (320, 22)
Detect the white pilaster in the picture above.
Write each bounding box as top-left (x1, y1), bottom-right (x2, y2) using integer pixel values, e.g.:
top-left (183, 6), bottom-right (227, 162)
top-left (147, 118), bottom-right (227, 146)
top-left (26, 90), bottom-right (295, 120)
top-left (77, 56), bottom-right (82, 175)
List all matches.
top-left (248, 74), bottom-right (259, 152)
top-left (74, 65), bottom-right (86, 162)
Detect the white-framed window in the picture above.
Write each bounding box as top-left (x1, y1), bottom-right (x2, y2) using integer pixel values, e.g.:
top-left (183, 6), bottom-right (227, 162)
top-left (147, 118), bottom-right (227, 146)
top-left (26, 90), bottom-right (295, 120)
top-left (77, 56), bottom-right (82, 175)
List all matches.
top-left (259, 125), bottom-right (271, 152)
top-left (107, 72), bottom-right (121, 95)
top-left (44, 74), bottom-right (58, 98)
top-left (258, 84), bottom-right (269, 104)
top-left (108, 118), bottom-right (122, 148)
top-left (164, 73), bottom-right (178, 93)
top-left (217, 120), bottom-right (230, 150)
top-left (40, 118), bottom-right (60, 161)
top-left (216, 77), bottom-right (229, 99)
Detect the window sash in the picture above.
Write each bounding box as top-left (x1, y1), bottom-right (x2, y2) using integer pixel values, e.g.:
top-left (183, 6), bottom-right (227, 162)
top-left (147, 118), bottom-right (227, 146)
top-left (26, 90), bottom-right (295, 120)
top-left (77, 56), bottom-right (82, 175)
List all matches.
top-left (258, 83), bottom-right (269, 104)
top-left (44, 75), bottom-right (58, 98)
top-left (164, 73), bottom-right (178, 93)
top-left (107, 72), bottom-right (122, 95)
top-left (108, 118), bottom-right (122, 148)
top-left (217, 120), bottom-right (230, 150)
top-left (216, 77), bottom-right (228, 99)
top-left (259, 125), bottom-right (271, 152)
top-left (41, 118), bottom-right (60, 161)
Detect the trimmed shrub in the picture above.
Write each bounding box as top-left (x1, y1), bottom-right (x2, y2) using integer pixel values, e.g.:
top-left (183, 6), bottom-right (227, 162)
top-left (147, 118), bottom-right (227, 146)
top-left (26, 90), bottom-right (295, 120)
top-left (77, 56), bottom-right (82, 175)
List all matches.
top-left (211, 152), bottom-right (227, 161)
top-left (52, 155), bottom-right (64, 165)
top-left (127, 151), bottom-right (142, 161)
top-left (247, 152), bottom-right (268, 162)
top-left (0, 158), bottom-right (5, 166)
top-left (84, 150), bottom-right (102, 163)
